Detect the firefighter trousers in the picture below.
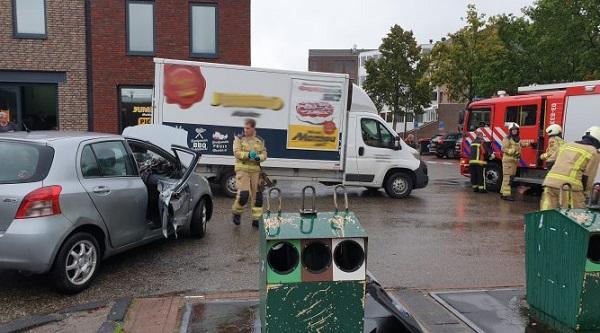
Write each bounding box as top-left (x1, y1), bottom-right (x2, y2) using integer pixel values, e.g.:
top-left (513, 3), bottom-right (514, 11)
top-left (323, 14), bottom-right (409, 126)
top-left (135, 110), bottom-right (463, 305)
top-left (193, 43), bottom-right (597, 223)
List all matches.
top-left (232, 171), bottom-right (263, 221)
top-left (501, 160), bottom-right (517, 197)
top-left (469, 164), bottom-right (486, 191)
top-left (540, 187), bottom-right (586, 210)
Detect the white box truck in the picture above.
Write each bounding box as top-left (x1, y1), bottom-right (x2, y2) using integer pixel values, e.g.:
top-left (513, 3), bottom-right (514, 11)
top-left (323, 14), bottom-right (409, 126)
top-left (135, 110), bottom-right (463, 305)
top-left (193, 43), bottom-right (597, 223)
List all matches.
top-left (151, 58), bottom-right (428, 198)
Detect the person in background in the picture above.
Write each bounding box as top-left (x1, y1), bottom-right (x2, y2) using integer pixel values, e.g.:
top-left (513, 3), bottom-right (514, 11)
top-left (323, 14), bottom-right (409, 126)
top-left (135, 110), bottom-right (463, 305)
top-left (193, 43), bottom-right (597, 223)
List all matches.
top-left (540, 124), bottom-right (564, 169)
top-left (405, 134), bottom-right (416, 149)
top-left (500, 123), bottom-right (530, 201)
top-left (540, 127), bottom-right (600, 210)
top-left (0, 110), bottom-right (18, 133)
top-left (231, 118), bottom-right (268, 228)
top-left (469, 129), bottom-right (493, 193)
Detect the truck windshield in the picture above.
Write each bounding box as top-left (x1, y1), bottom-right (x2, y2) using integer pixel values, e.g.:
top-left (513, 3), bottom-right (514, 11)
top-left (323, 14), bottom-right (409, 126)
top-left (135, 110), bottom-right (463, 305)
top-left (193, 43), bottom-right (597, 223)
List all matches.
top-left (467, 108), bottom-right (491, 131)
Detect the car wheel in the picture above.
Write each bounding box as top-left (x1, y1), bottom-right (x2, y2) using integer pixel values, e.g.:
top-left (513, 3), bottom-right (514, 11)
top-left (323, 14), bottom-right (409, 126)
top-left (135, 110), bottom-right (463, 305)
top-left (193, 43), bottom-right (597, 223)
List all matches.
top-left (190, 198), bottom-right (208, 238)
top-left (50, 232), bottom-right (100, 294)
top-left (221, 172), bottom-right (237, 198)
top-left (485, 163), bottom-right (502, 193)
top-left (384, 172), bottom-right (413, 198)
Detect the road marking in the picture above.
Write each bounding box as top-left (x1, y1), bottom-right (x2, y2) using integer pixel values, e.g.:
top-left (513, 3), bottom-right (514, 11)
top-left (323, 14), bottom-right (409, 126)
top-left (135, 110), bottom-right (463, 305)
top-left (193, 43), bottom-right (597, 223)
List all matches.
top-left (425, 161), bottom-right (457, 166)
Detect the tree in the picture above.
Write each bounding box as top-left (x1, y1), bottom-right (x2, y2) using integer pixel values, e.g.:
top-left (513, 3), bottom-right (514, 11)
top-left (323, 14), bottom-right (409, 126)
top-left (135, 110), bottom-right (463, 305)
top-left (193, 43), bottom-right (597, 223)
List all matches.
top-left (362, 25), bottom-right (431, 133)
top-left (523, 0), bottom-right (600, 82)
top-left (429, 5), bottom-right (506, 103)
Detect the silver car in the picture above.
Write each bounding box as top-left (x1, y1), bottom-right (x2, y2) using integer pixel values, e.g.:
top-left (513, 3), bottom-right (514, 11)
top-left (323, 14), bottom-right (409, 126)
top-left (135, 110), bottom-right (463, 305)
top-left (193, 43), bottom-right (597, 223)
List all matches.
top-left (0, 126), bottom-right (212, 293)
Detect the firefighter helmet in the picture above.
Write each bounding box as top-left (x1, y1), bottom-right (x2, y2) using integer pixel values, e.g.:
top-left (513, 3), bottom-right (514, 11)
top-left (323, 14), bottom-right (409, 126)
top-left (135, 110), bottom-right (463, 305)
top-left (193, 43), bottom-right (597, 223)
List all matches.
top-left (586, 126), bottom-right (600, 142)
top-left (545, 124), bottom-right (562, 136)
top-left (507, 122), bottom-right (520, 130)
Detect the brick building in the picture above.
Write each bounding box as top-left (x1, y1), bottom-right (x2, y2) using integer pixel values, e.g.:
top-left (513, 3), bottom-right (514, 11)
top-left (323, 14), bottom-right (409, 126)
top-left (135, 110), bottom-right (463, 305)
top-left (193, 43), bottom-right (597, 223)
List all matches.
top-left (308, 49), bottom-right (373, 82)
top-left (0, 0), bottom-right (89, 131)
top-left (90, 0), bottom-right (251, 133)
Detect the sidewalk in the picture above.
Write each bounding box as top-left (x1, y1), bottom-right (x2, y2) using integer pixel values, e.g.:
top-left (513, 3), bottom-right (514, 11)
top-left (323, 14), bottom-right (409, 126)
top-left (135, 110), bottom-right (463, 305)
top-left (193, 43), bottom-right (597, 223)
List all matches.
top-left (0, 289), bottom-right (475, 333)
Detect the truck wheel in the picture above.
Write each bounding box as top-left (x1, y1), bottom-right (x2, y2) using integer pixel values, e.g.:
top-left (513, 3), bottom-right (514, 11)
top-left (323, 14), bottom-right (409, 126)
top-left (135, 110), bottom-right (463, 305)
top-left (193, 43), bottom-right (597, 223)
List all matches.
top-left (50, 232), bottom-right (100, 294)
top-left (384, 172), bottom-right (413, 198)
top-left (485, 163), bottom-right (502, 193)
top-left (190, 198), bottom-right (207, 238)
top-left (221, 172), bottom-right (237, 198)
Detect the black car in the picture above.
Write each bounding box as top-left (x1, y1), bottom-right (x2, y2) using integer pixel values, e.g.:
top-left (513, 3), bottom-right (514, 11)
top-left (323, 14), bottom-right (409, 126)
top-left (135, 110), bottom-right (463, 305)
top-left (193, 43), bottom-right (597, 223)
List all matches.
top-left (421, 134), bottom-right (443, 155)
top-left (435, 133), bottom-right (462, 159)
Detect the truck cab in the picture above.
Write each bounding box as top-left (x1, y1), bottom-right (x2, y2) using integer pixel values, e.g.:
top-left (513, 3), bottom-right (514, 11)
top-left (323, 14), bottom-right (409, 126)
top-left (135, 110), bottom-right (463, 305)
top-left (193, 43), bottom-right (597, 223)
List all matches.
top-left (343, 86), bottom-right (428, 198)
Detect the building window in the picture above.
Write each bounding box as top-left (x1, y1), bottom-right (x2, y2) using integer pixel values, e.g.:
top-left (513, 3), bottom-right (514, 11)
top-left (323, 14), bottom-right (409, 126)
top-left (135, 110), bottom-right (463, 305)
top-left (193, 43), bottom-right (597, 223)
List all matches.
top-left (119, 87), bottom-right (153, 131)
top-left (190, 4), bottom-right (217, 57)
top-left (127, 1), bottom-right (154, 55)
top-left (13, 0), bottom-right (47, 38)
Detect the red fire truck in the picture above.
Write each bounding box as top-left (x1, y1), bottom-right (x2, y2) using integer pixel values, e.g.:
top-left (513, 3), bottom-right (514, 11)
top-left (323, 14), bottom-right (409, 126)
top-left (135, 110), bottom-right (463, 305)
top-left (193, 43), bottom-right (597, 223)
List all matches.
top-left (459, 81), bottom-right (600, 192)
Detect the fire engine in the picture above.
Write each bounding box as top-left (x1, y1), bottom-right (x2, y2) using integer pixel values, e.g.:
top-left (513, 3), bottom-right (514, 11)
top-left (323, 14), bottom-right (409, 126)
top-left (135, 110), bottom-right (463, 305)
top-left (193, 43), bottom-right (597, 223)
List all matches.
top-left (459, 80), bottom-right (600, 192)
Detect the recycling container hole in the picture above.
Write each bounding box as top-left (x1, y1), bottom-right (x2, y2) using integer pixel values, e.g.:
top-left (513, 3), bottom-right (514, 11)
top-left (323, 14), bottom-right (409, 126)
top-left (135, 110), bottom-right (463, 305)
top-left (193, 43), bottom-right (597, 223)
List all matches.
top-left (588, 235), bottom-right (600, 263)
top-left (333, 240), bottom-right (365, 273)
top-left (302, 241), bottom-right (331, 273)
top-left (267, 242), bottom-right (299, 275)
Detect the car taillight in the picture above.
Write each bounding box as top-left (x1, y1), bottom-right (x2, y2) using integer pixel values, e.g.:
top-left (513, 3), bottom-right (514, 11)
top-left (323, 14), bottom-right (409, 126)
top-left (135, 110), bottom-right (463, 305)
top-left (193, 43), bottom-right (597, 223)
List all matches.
top-left (15, 186), bottom-right (62, 219)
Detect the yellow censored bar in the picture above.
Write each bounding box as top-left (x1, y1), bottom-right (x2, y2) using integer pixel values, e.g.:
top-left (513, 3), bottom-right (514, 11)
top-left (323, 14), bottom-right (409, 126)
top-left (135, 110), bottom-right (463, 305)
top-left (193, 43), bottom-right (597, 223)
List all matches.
top-left (211, 92), bottom-right (284, 110)
top-left (288, 124), bottom-right (339, 151)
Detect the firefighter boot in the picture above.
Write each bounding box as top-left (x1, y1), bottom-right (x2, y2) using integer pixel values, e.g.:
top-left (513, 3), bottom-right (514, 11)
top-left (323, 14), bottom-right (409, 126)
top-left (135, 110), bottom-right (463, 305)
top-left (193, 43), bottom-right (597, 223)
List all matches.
top-left (252, 219), bottom-right (259, 228)
top-left (232, 214), bottom-right (241, 225)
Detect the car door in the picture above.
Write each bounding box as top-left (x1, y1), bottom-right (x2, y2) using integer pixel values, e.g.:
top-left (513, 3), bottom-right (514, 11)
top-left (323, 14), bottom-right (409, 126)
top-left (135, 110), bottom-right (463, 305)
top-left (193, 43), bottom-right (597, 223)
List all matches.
top-left (355, 116), bottom-right (396, 185)
top-left (78, 140), bottom-right (148, 248)
top-left (125, 139), bottom-right (200, 236)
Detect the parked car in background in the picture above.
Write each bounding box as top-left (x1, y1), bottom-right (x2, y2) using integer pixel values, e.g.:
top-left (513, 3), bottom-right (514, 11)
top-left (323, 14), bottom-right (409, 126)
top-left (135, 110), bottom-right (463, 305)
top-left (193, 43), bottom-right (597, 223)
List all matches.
top-left (0, 125), bottom-right (212, 293)
top-left (435, 133), bottom-right (462, 159)
top-left (455, 137), bottom-right (463, 159)
top-left (422, 134), bottom-right (443, 155)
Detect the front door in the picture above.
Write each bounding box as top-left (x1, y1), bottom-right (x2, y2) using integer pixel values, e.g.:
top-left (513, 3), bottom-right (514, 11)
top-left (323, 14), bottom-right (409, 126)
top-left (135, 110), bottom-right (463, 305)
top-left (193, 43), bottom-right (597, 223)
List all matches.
top-left (78, 140), bottom-right (148, 248)
top-left (503, 99), bottom-right (542, 168)
top-left (354, 116), bottom-right (396, 185)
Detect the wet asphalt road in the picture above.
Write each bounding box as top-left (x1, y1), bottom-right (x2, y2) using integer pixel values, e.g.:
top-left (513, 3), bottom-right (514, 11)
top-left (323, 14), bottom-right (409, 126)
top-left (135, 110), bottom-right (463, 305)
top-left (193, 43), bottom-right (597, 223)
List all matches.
top-left (0, 156), bottom-right (539, 323)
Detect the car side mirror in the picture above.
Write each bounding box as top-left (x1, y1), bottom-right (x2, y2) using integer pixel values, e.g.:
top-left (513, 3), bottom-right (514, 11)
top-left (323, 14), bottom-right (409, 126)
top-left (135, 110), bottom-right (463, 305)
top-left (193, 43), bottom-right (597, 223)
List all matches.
top-left (392, 137), bottom-right (401, 150)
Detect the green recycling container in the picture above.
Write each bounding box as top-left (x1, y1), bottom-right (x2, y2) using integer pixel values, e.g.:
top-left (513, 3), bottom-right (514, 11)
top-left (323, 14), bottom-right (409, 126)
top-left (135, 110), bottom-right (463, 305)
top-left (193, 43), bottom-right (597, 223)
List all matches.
top-left (259, 186), bottom-right (368, 333)
top-left (526, 208), bottom-right (600, 332)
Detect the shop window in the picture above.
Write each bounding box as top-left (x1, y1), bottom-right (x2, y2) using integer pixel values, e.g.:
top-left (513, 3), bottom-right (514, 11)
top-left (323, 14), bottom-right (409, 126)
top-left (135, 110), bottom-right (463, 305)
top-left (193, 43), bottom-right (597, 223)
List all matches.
top-left (119, 87), bottom-right (152, 131)
top-left (0, 84), bottom-right (57, 131)
top-left (190, 4), bottom-right (217, 57)
top-left (505, 105), bottom-right (537, 127)
top-left (127, 1), bottom-right (154, 55)
top-left (13, 0), bottom-right (47, 38)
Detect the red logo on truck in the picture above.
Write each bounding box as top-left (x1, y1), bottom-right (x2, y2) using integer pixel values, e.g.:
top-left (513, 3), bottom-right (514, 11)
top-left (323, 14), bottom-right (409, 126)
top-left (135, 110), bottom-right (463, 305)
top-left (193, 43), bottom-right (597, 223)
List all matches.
top-left (164, 64), bottom-right (206, 109)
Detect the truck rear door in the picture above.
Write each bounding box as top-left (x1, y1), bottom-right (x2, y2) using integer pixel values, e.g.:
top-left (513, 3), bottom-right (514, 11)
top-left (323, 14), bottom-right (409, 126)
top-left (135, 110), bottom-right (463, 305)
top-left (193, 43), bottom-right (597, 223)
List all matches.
top-left (563, 85), bottom-right (600, 182)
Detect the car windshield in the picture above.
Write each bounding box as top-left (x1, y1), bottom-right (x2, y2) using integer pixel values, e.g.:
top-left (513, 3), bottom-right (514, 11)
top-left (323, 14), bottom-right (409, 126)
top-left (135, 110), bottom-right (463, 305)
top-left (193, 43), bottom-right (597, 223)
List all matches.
top-left (0, 141), bottom-right (54, 184)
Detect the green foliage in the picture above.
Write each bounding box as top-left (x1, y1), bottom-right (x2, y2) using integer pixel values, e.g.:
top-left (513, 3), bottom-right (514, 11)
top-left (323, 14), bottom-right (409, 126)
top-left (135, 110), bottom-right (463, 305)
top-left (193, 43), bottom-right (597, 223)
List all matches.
top-left (429, 5), bottom-right (505, 102)
top-left (362, 25), bottom-right (431, 130)
top-left (430, 1), bottom-right (600, 102)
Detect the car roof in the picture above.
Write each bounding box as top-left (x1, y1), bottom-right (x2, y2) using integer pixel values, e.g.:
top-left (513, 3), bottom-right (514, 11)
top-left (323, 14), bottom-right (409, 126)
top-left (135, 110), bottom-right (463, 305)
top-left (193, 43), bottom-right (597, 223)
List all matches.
top-left (0, 131), bottom-right (120, 144)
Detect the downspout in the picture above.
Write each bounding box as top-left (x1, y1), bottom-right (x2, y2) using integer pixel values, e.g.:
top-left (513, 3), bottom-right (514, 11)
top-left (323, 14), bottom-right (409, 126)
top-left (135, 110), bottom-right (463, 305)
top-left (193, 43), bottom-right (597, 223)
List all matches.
top-left (84, 0), bottom-right (94, 131)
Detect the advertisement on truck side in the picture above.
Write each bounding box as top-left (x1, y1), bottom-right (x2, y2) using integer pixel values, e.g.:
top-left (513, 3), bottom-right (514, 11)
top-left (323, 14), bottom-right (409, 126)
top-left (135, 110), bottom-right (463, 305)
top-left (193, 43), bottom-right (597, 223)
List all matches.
top-left (155, 61), bottom-right (348, 163)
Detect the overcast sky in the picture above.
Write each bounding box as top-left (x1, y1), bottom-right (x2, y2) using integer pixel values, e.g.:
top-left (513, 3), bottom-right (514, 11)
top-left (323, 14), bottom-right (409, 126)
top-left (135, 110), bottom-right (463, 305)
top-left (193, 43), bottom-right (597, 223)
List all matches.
top-left (251, 0), bottom-right (535, 71)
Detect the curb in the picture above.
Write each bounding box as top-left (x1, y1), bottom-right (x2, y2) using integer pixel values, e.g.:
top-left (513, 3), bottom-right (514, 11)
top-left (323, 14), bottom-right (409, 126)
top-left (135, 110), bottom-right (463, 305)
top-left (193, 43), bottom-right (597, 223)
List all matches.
top-left (97, 297), bottom-right (132, 333)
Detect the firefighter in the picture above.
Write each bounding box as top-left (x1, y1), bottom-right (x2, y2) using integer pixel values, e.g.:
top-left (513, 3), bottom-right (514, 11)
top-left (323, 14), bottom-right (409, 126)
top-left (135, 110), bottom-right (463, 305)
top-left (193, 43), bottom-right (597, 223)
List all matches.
top-left (540, 127), bottom-right (600, 210)
top-left (540, 124), bottom-right (564, 168)
top-left (469, 129), bottom-right (492, 193)
top-left (500, 123), bottom-right (530, 201)
top-left (232, 119), bottom-right (267, 227)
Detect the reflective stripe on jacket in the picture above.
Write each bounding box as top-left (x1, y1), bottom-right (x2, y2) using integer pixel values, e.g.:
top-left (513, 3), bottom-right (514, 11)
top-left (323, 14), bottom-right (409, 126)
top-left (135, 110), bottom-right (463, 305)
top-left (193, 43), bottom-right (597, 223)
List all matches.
top-left (469, 138), bottom-right (491, 166)
top-left (233, 135), bottom-right (268, 172)
top-left (542, 142), bottom-right (599, 192)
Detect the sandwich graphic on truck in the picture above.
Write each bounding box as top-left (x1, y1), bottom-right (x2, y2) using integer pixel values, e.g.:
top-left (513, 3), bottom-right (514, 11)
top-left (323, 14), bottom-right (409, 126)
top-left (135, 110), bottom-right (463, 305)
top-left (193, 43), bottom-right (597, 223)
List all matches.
top-left (150, 58), bottom-right (429, 200)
